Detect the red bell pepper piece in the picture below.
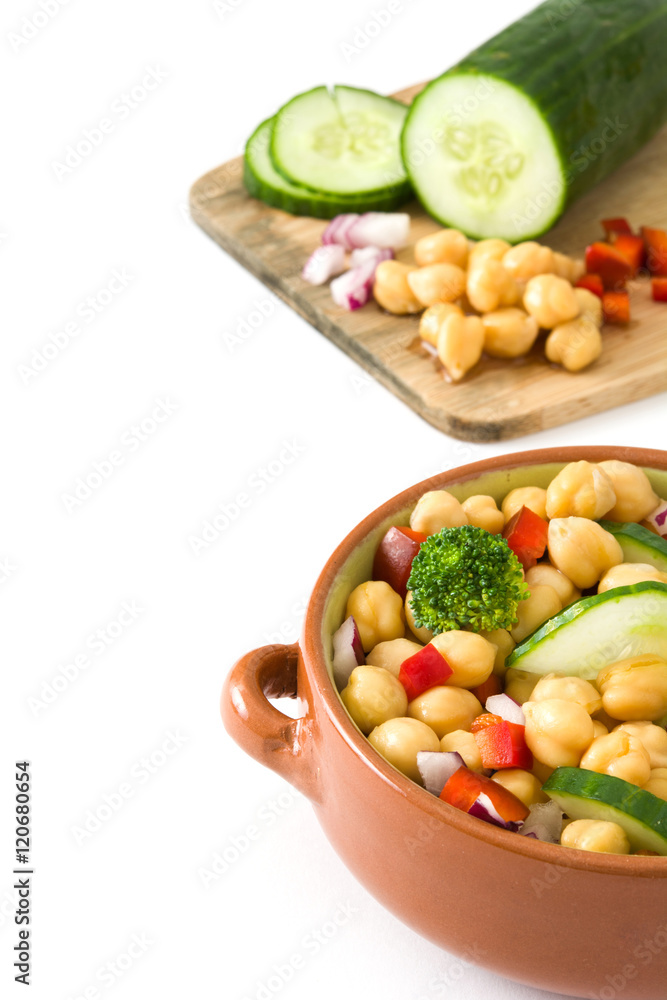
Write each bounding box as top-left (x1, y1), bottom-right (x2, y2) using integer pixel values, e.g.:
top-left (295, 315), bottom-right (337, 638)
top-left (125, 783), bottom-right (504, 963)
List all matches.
top-left (652, 278), bottom-right (667, 303)
top-left (585, 242), bottom-right (633, 289)
top-left (398, 643), bottom-right (453, 702)
top-left (440, 766), bottom-right (529, 823)
top-left (613, 234), bottom-right (645, 276)
top-left (373, 526), bottom-right (426, 599)
top-left (471, 712), bottom-right (504, 733)
top-left (601, 217), bottom-right (633, 240)
top-left (473, 720), bottom-right (533, 770)
top-left (602, 290), bottom-right (631, 325)
top-left (470, 673), bottom-right (503, 705)
top-left (641, 227), bottom-right (667, 277)
top-left (502, 505), bottom-right (548, 571)
top-left (575, 273), bottom-right (604, 299)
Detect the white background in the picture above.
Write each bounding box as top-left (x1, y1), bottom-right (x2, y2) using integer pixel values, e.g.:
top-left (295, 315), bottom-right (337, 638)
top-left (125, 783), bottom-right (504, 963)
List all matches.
top-left (1, 1), bottom-right (665, 998)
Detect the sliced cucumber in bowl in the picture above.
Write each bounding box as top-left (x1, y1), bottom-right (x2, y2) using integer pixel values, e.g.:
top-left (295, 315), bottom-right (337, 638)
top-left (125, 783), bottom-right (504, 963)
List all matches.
top-left (598, 521), bottom-right (667, 574)
top-left (543, 768), bottom-right (667, 855)
top-left (270, 85), bottom-right (412, 200)
top-left (507, 582), bottom-right (667, 679)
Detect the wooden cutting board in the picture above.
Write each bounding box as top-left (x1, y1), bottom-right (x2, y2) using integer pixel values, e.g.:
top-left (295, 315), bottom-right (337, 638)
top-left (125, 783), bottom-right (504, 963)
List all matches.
top-left (190, 83), bottom-right (667, 442)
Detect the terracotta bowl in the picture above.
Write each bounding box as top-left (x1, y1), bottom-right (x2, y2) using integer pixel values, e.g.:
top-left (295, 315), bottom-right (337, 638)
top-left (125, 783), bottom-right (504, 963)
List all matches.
top-left (222, 446), bottom-right (667, 1000)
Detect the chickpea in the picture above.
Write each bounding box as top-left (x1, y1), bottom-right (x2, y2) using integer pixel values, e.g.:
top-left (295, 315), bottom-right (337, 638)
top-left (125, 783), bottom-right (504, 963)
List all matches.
top-left (505, 668), bottom-right (539, 705)
top-left (524, 562), bottom-right (580, 606)
top-left (523, 698), bottom-right (595, 767)
top-left (419, 302), bottom-right (462, 347)
top-left (598, 562), bottom-right (667, 594)
top-left (461, 495), bottom-right (504, 534)
top-left (346, 580), bottom-right (405, 652)
top-left (340, 665), bottom-right (408, 734)
top-left (531, 674), bottom-right (602, 716)
top-left (597, 460), bottom-right (659, 522)
top-left (410, 490), bottom-right (468, 535)
top-left (373, 260), bottom-right (422, 315)
top-left (592, 720), bottom-right (609, 739)
top-left (404, 592), bottom-right (434, 644)
top-left (441, 729), bottom-right (484, 772)
top-left (407, 686), bottom-right (482, 739)
top-left (524, 274), bottom-right (580, 329)
top-left (561, 819), bottom-right (630, 855)
top-left (502, 486), bottom-right (548, 523)
top-left (368, 717), bottom-right (440, 783)
top-left (429, 630), bottom-right (496, 688)
top-left (415, 229), bottom-right (469, 269)
top-left (554, 252), bottom-right (585, 285)
top-left (510, 585), bottom-right (561, 643)
top-left (480, 628), bottom-right (515, 677)
top-left (613, 722), bottom-right (667, 769)
top-left (467, 259), bottom-right (519, 313)
top-left (437, 313), bottom-right (485, 381)
top-left (580, 731), bottom-right (651, 786)
top-left (407, 263), bottom-right (467, 307)
top-left (504, 242), bottom-right (556, 282)
top-left (574, 288), bottom-right (603, 327)
top-left (545, 460), bottom-right (616, 520)
top-left (598, 655), bottom-right (667, 722)
top-left (481, 308), bottom-right (539, 359)
top-left (547, 517), bottom-right (623, 589)
top-left (644, 767), bottom-right (667, 802)
top-left (545, 317), bottom-right (602, 372)
top-left (468, 238), bottom-right (511, 268)
top-left (367, 638), bottom-right (423, 677)
top-left (491, 769), bottom-right (548, 807)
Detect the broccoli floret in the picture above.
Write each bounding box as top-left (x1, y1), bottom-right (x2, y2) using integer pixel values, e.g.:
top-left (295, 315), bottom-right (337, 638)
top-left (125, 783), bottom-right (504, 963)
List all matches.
top-left (407, 524), bottom-right (527, 634)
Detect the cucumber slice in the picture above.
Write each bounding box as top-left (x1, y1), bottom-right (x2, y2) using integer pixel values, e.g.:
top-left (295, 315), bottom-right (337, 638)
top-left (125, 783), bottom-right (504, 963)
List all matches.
top-left (599, 521), bottom-right (667, 574)
top-left (506, 582), bottom-right (667, 679)
top-left (402, 74), bottom-right (563, 240)
top-left (543, 767), bottom-right (667, 855)
top-left (244, 117), bottom-right (412, 219)
top-left (401, 0), bottom-right (667, 240)
top-left (271, 85), bottom-right (411, 199)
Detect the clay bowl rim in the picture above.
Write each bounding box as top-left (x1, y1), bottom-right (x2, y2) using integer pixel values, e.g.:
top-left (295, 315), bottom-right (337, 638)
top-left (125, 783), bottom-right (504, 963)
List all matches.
top-left (301, 444), bottom-right (667, 879)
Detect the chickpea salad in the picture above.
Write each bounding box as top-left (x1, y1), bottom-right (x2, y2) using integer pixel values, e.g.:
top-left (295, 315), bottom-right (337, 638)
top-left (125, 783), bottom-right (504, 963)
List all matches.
top-left (331, 460), bottom-right (667, 856)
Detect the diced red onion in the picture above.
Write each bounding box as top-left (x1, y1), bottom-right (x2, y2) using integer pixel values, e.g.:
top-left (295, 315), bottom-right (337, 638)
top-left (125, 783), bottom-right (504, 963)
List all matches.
top-left (468, 792), bottom-right (524, 833)
top-left (332, 615), bottom-right (365, 689)
top-left (417, 751), bottom-right (464, 796)
top-left (302, 245), bottom-right (346, 285)
top-left (349, 246), bottom-right (394, 268)
top-left (347, 212), bottom-right (410, 250)
top-left (486, 693), bottom-right (526, 726)
top-left (520, 800), bottom-right (563, 844)
top-left (322, 214), bottom-right (360, 250)
top-left (647, 499), bottom-right (667, 538)
top-left (322, 212), bottom-right (410, 251)
top-left (330, 258), bottom-right (377, 311)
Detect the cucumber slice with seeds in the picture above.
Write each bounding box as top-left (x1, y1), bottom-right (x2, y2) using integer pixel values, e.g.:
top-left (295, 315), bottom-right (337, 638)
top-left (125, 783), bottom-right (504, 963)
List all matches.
top-left (506, 582), bottom-right (667, 679)
top-left (543, 768), bottom-right (667, 855)
top-left (244, 117), bottom-right (412, 219)
top-left (402, 74), bottom-right (563, 241)
top-left (271, 85), bottom-right (411, 200)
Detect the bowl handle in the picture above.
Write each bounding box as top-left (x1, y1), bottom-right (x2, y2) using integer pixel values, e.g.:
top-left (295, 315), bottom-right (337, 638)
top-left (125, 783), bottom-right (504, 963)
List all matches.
top-left (221, 643), bottom-right (321, 802)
